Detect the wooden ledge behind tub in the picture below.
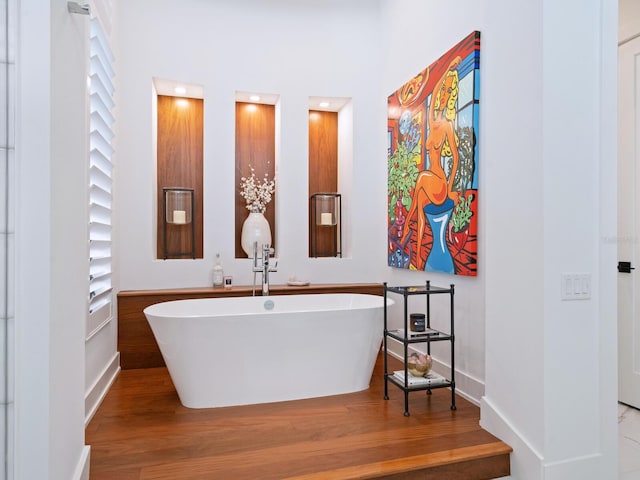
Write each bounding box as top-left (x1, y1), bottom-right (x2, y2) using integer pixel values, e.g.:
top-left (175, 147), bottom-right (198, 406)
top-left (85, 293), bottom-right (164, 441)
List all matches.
top-left (117, 283), bottom-right (383, 370)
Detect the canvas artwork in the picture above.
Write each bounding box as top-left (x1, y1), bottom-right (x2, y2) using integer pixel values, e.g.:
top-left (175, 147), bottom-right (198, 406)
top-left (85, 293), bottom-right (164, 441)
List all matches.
top-left (387, 31), bottom-right (480, 276)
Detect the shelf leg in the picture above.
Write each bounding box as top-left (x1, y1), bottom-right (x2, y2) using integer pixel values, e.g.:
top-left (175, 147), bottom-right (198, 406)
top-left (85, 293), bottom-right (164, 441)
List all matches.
top-left (384, 374), bottom-right (389, 400)
top-left (404, 391), bottom-right (410, 416)
top-left (450, 382), bottom-right (457, 410)
top-left (383, 366), bottom-right (389, 399)
top-left (383, 283), bottom-right (389, 401)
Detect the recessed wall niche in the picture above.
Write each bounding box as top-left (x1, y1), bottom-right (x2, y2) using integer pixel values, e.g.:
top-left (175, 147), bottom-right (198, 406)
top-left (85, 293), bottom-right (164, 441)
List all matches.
top-left (308, 97), bottom-right (351, 258)
top-left (154, 79), bottom-right (204, 259)
top-left (235, 93), bottom-right (278, 258)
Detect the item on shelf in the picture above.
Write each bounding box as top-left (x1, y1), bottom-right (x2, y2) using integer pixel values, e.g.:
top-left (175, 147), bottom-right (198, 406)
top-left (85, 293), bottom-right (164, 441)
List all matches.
top-left (162, 187), bottom-right (196, 259)
top-left (287, 275), bottom-right (310, 286)
top-left (393, 370), bottom-right (447, 386)
top-left (309, 193), bottom-right (342, 258)
top-left (409, 312), bottom-right (425, 331)
top-left (407, 352), bottom-right (432, 377)
top-left (213, 253), bottom-right (224, 287)
top-left (241, 212), bottom-right (272, 258)
top-left (397, 328), bottom-right (440, 338)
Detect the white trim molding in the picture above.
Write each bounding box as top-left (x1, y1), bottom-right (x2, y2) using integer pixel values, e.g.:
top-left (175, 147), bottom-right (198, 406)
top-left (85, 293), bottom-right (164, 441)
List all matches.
top-left (73, 446), bottom-right (91, 480)
top-left (480, 395), bottom-right (543, 480)
top-left (85, 352), bottom-right (120, 426)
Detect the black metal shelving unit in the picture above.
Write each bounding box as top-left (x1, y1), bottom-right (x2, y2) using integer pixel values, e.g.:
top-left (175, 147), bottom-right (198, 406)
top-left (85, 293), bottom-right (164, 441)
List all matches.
top-left (383, 280), bottom-right (456, 416)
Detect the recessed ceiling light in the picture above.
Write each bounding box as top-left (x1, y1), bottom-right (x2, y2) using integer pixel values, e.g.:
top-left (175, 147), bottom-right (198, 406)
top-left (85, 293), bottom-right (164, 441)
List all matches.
top-left (174, 86), bottom-right (187, 95)
top-left (249, 95), bottom-right (261, 102)
top-left (319, 101), bottom-right (330, 108)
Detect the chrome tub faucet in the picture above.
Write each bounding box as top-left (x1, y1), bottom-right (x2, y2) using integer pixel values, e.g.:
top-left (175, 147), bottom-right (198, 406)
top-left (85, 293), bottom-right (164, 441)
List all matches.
top-left (252, 242), bottom-right (277, 296)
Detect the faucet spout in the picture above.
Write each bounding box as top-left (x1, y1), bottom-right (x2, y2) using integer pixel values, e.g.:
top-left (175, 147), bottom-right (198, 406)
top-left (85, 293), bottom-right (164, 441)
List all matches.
top-left (261, 244), bottom-right (276, 295)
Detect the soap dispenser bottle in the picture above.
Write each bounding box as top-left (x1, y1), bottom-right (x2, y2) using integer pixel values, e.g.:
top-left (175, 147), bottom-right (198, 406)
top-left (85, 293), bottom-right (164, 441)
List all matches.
top-left (213, 253), bottom-right (224, 287)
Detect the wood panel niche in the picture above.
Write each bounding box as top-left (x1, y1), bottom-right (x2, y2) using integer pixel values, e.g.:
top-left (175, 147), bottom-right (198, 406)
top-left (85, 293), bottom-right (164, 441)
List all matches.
top-left (309, 110), bottom-right (338, 256)
top-left (235, 102), bottom-right (276, 258)
top-left (156, 95), bottom-right (204, 259)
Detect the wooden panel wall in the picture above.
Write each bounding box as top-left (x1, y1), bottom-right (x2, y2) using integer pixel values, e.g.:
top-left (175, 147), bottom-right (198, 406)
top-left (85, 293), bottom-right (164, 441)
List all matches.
top-left (235, 102), bottom-right (276, 258)
top-left (156, 95), bottom-right (204, 259)
top-left (309, 110), bottom-right (338, 256)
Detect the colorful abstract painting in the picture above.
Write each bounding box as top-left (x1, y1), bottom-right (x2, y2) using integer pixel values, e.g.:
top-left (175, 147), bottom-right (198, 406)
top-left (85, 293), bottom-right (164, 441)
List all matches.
top-left (387, 31), bottom-right (480, 276)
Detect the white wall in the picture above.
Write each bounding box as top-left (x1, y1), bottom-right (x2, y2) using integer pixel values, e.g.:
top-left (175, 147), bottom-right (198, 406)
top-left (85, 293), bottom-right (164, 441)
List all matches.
top-left (114, 0), bottom-right (387, 291)
top-left (382, 0), bottom-right (617, 479)
top-left (111, 1), bottom-right (618, 479)
top-left (380, 0), bottom-right (511, 407)
top-left (540, 2), bottom-right (617, 477)
top-left (113, 0), bottom-right (488, 412)
top-left (15, 1), bottom-right (90, 479)
top-left (5, 0), bottom-right (619, 478)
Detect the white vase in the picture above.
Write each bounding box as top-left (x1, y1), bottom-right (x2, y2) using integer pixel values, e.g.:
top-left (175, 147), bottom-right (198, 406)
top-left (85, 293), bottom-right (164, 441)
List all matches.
top-left (241, 212), bottom-right (272, 257)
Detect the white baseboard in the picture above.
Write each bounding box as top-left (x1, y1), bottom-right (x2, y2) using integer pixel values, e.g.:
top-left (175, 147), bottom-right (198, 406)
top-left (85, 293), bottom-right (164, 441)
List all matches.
top-left (480, 395), bottom-right (543, 480)
top-left (384, 341), bottom-right (484, 405)
top-left (481, 395), bottom-right (606, 479)
top-left (543, 453), bottom-right (603, 480)
top-left (85, 352), bottom-right (120, 426)
top-left (72, 445), bottom-right (91, 480)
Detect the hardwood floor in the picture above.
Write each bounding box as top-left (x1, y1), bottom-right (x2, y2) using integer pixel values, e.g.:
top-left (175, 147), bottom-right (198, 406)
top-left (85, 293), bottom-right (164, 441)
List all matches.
top-left (86, 355), bottom-right (511, 479)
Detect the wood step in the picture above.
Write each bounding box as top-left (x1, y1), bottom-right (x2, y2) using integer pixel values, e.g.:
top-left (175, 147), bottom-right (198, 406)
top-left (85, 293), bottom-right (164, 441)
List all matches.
top-left (86, 354), bottom-right (511, 480)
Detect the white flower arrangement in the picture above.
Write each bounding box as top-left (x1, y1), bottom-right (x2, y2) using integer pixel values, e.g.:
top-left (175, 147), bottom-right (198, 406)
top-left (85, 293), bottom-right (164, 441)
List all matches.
top-left (239, 167), bottom-right (276, 213)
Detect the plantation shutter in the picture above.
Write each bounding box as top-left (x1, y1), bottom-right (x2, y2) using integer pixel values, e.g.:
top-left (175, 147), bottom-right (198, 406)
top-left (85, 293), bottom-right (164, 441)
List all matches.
top-left (88, 14), bottom-right (115, 328)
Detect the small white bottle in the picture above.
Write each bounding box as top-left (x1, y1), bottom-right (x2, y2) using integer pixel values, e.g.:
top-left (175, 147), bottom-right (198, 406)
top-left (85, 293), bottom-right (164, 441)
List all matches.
top-left (213, 253), bottom-right (224, 287)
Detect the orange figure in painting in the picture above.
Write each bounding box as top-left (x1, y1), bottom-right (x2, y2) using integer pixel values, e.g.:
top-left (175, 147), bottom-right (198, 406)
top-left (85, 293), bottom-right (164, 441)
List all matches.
top-left (401, 56), bottom-right (462, 270)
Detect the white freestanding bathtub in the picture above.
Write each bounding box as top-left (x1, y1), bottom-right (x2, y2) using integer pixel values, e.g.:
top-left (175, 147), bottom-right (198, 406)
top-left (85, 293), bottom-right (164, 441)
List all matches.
top-left (143, 293), bottom-right (391, 408)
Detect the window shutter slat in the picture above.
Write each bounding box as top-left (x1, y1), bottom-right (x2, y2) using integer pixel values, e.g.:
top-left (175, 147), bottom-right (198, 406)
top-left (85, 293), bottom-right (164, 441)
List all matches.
top-left (89, 184), bottom-right (111, 209)
top-left (89, 165), bottom-right (111, 194)
top-left (90, 149), bottom-right (112, 178)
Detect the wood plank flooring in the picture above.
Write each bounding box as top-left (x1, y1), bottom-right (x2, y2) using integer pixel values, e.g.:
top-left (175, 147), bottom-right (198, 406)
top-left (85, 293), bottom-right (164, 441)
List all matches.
top-left (86, 355), bottom-right (511, 479)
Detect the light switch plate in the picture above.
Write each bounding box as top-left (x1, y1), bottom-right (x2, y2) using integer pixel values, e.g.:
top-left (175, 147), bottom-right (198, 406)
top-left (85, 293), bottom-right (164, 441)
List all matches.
top-left (561, 273), bottom-right (591, 300)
